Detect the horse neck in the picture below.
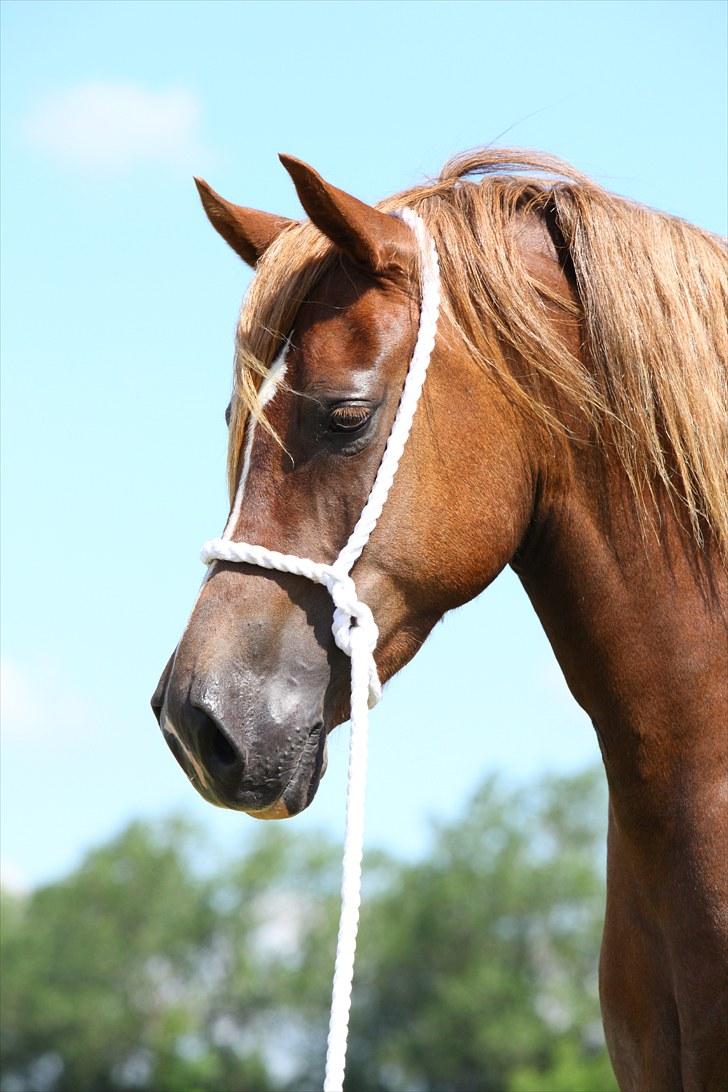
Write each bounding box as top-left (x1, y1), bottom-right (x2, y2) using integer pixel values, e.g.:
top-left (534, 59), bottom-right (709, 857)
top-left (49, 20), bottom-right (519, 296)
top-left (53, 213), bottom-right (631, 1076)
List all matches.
top-left (513, 441), bottom-right (728, 833)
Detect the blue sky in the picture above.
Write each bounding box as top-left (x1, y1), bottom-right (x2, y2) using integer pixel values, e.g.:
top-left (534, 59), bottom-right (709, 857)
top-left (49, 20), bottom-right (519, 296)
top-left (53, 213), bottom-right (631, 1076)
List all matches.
top-left (1, 0), bottom-right (726, 889)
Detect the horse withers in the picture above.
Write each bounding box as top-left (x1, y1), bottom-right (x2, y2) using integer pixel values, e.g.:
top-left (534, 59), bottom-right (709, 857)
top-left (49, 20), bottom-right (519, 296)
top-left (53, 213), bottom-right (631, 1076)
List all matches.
top-left (152, 150), bottom-right (728, 1091)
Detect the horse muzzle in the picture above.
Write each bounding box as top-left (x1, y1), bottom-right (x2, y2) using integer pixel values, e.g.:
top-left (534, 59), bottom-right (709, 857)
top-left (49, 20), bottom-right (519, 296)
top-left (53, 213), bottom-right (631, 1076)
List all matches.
top-left (151, 653), bottom-right (329, 817)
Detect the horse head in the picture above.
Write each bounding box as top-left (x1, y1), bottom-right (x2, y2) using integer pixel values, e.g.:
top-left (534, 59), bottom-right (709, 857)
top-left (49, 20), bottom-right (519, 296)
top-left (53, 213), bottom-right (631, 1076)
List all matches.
top-left (152, 156), bottom-right (549, 817)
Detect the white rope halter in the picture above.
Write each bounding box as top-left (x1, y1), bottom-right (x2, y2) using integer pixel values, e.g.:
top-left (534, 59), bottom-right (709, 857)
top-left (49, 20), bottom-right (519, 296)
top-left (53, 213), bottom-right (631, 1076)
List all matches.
top-left (200, 207), bottom-right (441, 1091)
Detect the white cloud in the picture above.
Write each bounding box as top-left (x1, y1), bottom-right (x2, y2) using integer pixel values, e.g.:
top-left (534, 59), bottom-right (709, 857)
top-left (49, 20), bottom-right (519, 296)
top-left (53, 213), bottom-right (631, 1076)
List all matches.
top-left (23, 81), bottom-right (210, 170)
top-left (0, 658), bottom-right (93, 746)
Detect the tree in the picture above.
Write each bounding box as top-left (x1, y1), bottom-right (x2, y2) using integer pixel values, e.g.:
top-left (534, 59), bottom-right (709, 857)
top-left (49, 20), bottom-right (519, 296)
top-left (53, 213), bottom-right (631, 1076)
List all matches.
top-left (0, 819), bottom-right (280, 1092)
top-left (341, 770), bottom-right (616, 1092)
top-left (1, 770), bottom-right (616, 1092)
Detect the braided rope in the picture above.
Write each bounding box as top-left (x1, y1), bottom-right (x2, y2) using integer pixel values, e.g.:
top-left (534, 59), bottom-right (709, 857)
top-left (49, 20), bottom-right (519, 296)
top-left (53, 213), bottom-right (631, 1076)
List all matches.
top-left (200, 207), bottom-right (441, 1091)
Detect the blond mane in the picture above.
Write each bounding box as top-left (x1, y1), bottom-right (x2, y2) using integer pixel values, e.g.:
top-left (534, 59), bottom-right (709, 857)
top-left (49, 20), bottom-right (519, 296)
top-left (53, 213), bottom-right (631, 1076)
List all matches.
top-left (228, 148), bottom-right (728, 554)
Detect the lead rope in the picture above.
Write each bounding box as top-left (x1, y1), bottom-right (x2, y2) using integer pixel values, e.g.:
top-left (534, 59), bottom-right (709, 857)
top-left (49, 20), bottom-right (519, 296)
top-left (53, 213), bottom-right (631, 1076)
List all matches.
top-left (200, 207), bottom-right (441, 1091)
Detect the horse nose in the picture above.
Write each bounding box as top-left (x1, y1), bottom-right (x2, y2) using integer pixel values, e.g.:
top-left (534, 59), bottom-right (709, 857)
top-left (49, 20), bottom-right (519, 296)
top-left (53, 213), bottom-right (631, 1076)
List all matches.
top-left (151, 651), bottom-right (176, 726)
top-left (178, 698), bottom-right (244, 783)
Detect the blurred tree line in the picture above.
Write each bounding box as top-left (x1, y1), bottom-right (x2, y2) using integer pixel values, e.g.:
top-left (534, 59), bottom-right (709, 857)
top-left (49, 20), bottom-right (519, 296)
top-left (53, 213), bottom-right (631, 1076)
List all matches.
top-left (1, 769), bottom-right (616, 1092)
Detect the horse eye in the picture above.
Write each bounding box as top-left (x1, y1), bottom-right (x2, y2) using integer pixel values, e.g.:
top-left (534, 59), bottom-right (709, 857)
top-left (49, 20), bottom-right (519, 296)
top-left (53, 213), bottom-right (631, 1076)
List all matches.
top-left (328, 404), bottom-right (372, 433)
top-left (225, 403), bottom-right (231, 427)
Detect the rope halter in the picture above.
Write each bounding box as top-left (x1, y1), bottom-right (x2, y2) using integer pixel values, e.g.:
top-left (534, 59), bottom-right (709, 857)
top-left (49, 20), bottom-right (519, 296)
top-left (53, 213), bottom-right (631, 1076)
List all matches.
top-left (199, 206), bottom-right (441, 1091)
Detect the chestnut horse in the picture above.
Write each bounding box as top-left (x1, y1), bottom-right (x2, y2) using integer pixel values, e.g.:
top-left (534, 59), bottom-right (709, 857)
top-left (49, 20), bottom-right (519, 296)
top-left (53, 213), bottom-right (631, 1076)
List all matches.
top-left (152, 149), bottom-right (727, 1091)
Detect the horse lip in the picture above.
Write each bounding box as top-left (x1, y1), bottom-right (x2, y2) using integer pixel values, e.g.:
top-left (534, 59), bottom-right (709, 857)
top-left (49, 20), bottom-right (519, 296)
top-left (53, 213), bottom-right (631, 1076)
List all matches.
top-left (253, 721), bottom-right (327, 820)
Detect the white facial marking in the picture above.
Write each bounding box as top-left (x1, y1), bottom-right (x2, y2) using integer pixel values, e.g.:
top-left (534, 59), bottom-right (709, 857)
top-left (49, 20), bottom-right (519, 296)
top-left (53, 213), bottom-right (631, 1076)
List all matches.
top-left (160, 710), bottom-right (180, 740)
top-left (222, 344), bottom-right (289, 540)
top-left (161, 711), bottom-right (209, 786)
top-left (180, 343), bottom-right (290, 633)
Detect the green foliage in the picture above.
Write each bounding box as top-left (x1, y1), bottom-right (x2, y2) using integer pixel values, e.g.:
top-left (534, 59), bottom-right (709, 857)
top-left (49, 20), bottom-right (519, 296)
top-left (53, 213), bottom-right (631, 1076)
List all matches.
top-left (1, 771), bottom-right (616, 1092)
top-left (343, 770), bottom-right (616, 1092)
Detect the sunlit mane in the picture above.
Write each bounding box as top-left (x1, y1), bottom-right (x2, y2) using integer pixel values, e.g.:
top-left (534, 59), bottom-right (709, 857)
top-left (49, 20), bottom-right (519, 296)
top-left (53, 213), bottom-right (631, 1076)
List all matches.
top-left (228, 148), bottom-right (727, 554)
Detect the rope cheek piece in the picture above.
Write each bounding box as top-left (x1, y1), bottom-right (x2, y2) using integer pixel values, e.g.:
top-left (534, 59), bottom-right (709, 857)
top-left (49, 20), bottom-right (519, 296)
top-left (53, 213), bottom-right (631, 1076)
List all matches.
top-left (200, 207), bottom-right (441, 1092)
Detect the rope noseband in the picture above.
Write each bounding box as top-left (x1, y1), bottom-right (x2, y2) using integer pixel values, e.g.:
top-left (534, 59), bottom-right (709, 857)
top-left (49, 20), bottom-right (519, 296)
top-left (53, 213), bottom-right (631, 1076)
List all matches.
top-left (200, 207), bottom-right (441, 1091)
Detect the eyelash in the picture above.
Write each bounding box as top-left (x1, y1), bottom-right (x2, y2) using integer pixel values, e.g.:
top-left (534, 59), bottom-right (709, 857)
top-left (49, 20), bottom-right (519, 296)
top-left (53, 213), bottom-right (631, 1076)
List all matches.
top-left (328, 404), bottom-right (372, 433)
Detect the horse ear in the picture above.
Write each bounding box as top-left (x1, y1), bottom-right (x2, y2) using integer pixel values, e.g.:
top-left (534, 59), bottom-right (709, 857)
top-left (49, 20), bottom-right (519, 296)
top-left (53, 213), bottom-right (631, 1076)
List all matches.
top-left (278, 154), bottom-right (415, 276)
top-left (194, 177), bottom-right (294, 267)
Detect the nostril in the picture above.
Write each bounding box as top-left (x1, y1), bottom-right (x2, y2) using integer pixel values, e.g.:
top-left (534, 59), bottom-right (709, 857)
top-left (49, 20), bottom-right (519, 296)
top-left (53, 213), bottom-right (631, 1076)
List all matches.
top-left (209, 723), bottom-right (237, 767)
top-left (190, 704), bottom-right (241, 773)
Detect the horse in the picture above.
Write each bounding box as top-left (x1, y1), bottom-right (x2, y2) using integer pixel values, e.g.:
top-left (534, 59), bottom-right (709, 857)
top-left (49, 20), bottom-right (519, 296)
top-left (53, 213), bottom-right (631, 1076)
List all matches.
top-left (152, 148), bottom-right (728, 1091)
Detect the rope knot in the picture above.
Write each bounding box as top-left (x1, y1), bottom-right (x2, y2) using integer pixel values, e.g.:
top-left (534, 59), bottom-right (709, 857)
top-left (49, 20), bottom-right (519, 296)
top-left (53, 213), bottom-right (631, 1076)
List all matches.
top-left (325, 571), bottom-right (381, 708)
